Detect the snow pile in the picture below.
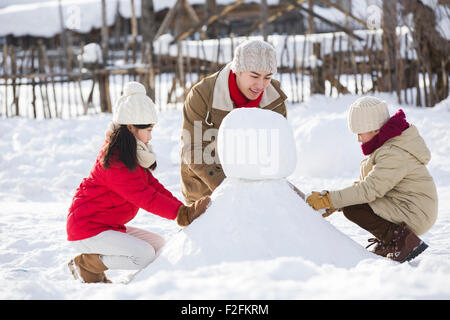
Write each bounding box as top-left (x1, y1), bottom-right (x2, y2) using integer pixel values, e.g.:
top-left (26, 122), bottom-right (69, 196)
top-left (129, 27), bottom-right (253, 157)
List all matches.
top-left (78, 43), bottom-right (103, 64)
top-left (133, 108), bottom-right (374, 282)
top-left (143, 178), bottom-right (373, 273)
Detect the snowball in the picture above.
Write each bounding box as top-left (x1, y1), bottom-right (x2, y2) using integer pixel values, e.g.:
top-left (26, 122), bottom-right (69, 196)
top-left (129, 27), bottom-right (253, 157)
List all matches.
top-left (217, 108), bottom-right (297, 180)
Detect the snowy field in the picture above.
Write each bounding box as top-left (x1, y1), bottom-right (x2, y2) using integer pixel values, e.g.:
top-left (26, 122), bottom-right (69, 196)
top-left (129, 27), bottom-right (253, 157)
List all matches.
top-left (0, 92), bottom-right (449, 300)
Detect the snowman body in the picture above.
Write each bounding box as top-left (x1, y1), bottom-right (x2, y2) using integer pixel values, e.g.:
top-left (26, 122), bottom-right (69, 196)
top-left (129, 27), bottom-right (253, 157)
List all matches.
top-left (138, 108), bottom-right (374, 277)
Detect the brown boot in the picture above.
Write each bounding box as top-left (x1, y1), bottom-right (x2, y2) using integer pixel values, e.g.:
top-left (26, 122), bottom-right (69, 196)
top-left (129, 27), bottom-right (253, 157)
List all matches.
top-left (68, 254), bottom-right (112, 283)
top-left (366, 238), bottom-right (391, 257)
top-left (386, 223), bottom-right (428, 263)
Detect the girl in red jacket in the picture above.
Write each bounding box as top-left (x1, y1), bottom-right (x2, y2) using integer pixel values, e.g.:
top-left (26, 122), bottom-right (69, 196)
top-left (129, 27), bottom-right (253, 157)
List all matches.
top-left (67, 82), bottom-right (210, 283)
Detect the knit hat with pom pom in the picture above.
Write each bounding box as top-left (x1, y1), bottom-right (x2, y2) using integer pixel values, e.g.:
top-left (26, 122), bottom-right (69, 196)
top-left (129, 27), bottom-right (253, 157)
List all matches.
top-left (113, 81), bottom-right (158, 125)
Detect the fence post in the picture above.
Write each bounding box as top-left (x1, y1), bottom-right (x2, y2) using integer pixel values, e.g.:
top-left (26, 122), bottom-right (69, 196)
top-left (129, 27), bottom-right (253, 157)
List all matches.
top-left (2, 44), bottom-right (8, 117)
top-left (98, 71), bottom-right (112, 113)
top-left (311, 42), bottom-right (325, 94)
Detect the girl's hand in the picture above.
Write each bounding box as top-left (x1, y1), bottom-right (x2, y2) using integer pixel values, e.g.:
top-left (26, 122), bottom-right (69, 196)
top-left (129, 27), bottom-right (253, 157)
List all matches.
top-left (177, 196), bottom-right (211, 226)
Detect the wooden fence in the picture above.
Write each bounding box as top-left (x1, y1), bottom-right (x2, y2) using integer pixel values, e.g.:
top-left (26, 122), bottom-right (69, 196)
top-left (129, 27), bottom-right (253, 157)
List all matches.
top-left (0, 30), bottom-right (443, 119)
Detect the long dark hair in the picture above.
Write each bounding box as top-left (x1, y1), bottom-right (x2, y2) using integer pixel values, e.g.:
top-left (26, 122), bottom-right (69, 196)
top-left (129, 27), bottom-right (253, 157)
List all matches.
top-left (102, 124), bottom-right (153, 171)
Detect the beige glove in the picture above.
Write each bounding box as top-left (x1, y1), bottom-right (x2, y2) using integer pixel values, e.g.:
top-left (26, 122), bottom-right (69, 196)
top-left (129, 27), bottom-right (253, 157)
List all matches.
top-left (306, 191), bottom-right (336, 217)
top-left (177, 196), bottom-right (211, 226)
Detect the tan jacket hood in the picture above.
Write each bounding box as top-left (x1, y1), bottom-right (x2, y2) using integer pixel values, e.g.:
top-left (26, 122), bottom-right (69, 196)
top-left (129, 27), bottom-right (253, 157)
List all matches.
top-left (387, 125), bottom-right (431, 165)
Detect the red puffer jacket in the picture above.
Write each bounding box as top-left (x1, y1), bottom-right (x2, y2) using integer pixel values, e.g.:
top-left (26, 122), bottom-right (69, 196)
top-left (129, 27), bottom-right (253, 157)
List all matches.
top-left (66, 144), bottom-right (183, 241)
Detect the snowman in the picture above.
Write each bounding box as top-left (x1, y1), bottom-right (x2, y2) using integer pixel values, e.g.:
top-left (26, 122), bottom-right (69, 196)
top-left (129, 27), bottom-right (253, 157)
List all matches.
top-left (135, 108), bottom-right (375, 280)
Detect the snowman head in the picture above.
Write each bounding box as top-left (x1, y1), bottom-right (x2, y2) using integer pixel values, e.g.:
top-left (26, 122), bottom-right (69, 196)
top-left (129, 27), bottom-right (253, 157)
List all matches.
top-left (217, 108), bottom-right (297, 180)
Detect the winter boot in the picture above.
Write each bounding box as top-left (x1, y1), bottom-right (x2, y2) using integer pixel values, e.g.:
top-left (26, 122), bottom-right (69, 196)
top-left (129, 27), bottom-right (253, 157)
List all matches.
top-left (68, 254), bottom-right (112, 283)
top-left (366, 238), bottom-right (391, 257)
top-left (385, 222), bottom-right (428, 263)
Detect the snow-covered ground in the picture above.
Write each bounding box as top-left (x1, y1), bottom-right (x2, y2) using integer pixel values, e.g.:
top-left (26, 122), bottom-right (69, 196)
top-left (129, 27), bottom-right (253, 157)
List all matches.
top-left (0, 91), bottom-right (449, 299)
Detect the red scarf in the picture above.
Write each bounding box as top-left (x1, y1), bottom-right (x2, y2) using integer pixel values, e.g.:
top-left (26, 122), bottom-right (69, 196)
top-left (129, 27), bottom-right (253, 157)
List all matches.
top-left (228, 70), bottom-right (264, 108)
top-left (361, 109), bottom-right (410, 155)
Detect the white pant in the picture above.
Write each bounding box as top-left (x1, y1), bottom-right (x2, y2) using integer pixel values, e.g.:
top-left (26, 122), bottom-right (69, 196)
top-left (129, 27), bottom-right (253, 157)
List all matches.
top-left (71, 226), bottom-right (165, 270)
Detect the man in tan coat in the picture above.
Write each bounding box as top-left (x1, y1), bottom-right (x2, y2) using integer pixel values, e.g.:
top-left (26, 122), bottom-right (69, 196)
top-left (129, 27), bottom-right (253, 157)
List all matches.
top-left (306, 96), bottom-right (438, 263)
top-left (180, 40), bottom-right (288, 204)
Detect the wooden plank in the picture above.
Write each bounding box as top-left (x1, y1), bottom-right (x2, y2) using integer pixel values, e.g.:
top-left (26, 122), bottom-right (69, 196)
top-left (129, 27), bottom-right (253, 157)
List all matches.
top-left (130, 0), bottom-right (138, 64)
top-left (318, 0), bottom-right (366, 27)
top-left (154, 0), bottom-right (184, 40)
top-left (301, 34), bottom-right (307, 102)
top-left (10, 46), bottom-right (19, 116)
top-left (2, 44), bottom-right (8, 117)
top-left (328, 33), bottom-right (336, 96)
top-left (377, 36), bottom-right (385, 93)
top-left (350, 39), bottom-right (358, 94)
top-left (395, 29), bottom-right (403, 104)
top-left (170, 0), bottom-right (244, 44)
top-left (359, 34), bottom-right (369, 94)
top-left (98, 72), bottom-right (112, 113)
top-left (414, 59), bottom-right (421, 106)
top-left (31, 46), bottom-right (37, 118)
top-left (57, 0), bottom-right (68, 69)
top-left (324, 74), bottom-right (350, 94)
top-left (293, 33), bottom-right (300, 102)
top-left (182, 0), bottom-right (208, 40)
top-left (48, 58), bottom-right (59, 118)
top-left (293, 1), bottom-right (364, 41)
top-left (37, 41), bottom-right (52, 118)
top-left (114, 1), bottom-right (122, 50)
top-left (308, 0), bottom-right (315, 34)
top-left (369, 33), bottom-right (377, 93)
top-left (423, 45), bottom-right (436, 107)
top-left (101, 0), bottom-right (109, 65)
top-left (243, 0), bottom-right (306, 36)
top-left (336, 34), bottom-right (343, 96)
top-left (402, 32), bottom-right (408, 104)
top-left (261, 0), bottom-right (269, 40)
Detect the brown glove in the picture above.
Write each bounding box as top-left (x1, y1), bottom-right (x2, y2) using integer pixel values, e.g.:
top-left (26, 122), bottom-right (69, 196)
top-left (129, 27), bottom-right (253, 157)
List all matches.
top-left (306, 191), bottom-right (336, 217)
top-left (177, 196), bottom-right (211, 227)
top-left (322, 208), bottom-right (336, 218)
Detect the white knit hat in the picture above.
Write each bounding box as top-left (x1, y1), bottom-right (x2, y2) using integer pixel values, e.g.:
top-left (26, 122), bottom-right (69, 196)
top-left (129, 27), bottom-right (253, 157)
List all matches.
top-left (348, 96), bottom-right (390, 134)
top-left (230, 39), bottom-right (277, 74)
top-left (113, 81), bottom-right (158, 125)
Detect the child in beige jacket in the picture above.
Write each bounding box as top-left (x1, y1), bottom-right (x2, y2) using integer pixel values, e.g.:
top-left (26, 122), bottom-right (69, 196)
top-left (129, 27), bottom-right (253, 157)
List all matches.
top-left (306, 96), bottom-right (438, 263)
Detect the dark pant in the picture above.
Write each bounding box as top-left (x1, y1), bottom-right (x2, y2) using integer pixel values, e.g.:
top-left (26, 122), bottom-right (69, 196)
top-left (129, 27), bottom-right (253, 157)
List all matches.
top-left (342, 203), bottom-right (398, 245)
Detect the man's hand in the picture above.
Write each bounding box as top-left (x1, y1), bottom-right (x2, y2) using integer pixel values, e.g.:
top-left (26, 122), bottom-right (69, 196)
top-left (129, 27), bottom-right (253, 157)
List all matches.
top-left (177, 196), bottom-right (211, 227)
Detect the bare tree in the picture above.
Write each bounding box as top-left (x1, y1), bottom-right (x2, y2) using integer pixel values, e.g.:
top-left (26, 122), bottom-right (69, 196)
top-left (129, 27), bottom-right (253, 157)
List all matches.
top-left (399, 0), bottom-right (450, 105)
top-left (141, 0), bottom-right (156, 100)
top-left (101, 0), bottom-right (109, 66)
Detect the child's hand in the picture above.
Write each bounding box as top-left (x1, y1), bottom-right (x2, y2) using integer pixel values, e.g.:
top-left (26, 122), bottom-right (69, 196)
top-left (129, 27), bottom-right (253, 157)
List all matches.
top-left (306, 191), bottom-right (335, 217)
